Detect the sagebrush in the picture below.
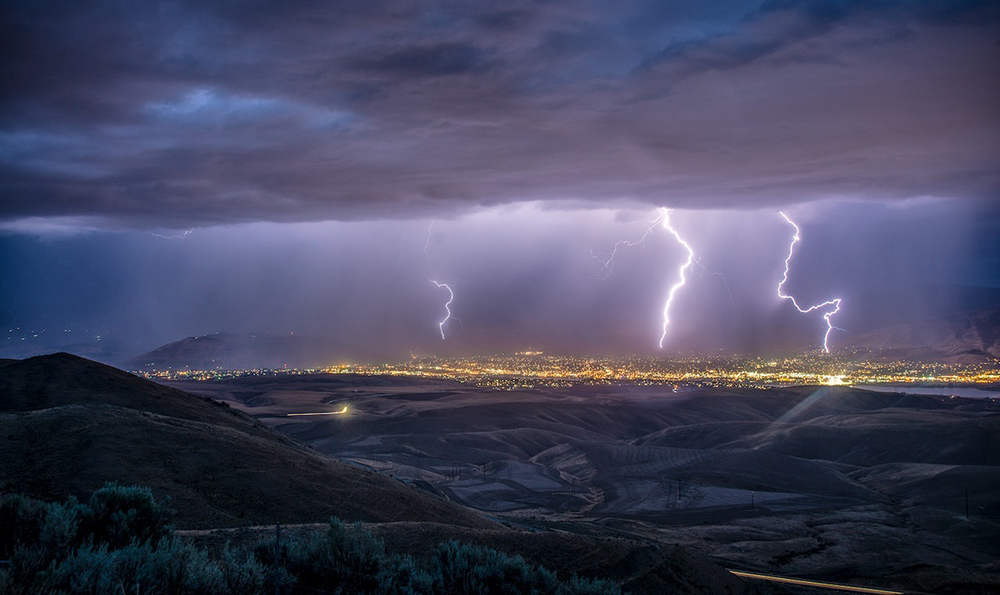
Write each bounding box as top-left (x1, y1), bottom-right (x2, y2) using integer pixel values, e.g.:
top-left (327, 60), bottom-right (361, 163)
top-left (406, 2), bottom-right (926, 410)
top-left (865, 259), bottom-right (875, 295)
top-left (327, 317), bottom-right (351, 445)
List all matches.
top-left (0, 486), bottom-right (619, 594)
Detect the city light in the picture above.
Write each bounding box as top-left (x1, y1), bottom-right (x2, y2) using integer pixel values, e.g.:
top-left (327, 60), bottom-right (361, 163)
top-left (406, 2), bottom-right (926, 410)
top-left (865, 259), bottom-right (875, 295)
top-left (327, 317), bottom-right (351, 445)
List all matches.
top-left (135, 351), bottom-right (1000, 393)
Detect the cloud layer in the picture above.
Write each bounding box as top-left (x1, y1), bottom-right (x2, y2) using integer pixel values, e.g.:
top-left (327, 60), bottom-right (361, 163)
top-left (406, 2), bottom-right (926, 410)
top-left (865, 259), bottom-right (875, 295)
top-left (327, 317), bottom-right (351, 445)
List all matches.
top-left (1, 0), bottom-right (998, 227)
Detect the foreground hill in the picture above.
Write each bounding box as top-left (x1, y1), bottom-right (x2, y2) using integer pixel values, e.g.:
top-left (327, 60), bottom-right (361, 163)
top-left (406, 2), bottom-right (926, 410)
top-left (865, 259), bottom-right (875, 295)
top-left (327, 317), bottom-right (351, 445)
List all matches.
top-left (0, 353), bottom-right (491, 529)
top-left (0, 353), bottom-right (270, 435)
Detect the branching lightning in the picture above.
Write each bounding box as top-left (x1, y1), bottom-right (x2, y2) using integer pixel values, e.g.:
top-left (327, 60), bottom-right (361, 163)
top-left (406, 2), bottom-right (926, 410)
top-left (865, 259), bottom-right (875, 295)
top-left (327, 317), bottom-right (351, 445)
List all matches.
top-left (423, 220), bottom-right (435, 267)
top-left (777, 211), bottom-right (844, 352)
top-left (591, 209), bottom-right (729, 347)
top-left (693, 257), bottom-right (737, 310)
top-left (590, 211), bottom-right (665, 279)
top-left (659, 209), bottom-right (696, 349)
top-left (147, 229), bottom-right (193, 240)
top-left (430, 280), bottom-right (455, 340)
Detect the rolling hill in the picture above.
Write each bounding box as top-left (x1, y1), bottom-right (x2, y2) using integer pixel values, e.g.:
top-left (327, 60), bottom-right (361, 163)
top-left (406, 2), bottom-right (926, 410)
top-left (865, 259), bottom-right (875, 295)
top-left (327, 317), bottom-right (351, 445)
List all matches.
top-left (0, 353), bottom-right (492, 530)
top-left (0, 354), bottom-right (752, 593)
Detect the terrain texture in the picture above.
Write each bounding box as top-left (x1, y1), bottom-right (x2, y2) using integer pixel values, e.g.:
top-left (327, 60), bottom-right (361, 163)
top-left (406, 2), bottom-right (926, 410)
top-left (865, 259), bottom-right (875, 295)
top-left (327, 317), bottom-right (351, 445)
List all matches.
top-left (0, 354), bottom-right (748, 593)
top-left (172, 373), bottom-right (1000, 594)
top-left (0, 354), bottom-right (490, 529)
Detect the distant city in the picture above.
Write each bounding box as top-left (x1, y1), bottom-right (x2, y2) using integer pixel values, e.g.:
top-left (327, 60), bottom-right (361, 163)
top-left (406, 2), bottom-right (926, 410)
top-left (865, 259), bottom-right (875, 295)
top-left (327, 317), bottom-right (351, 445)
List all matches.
top-left (134, 350), bottom-right (1000, 393)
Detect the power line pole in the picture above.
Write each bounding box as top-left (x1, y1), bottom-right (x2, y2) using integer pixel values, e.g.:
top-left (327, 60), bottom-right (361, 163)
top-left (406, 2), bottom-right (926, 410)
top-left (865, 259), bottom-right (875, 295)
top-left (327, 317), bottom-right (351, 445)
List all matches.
top-left (274, 522), bottom-right (281, 595)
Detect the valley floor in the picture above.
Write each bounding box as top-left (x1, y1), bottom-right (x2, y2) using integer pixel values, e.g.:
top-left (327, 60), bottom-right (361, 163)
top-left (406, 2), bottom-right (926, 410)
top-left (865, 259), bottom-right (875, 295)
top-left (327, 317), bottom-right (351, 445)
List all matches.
top-left (170, 375), bottom-right (1000, 594)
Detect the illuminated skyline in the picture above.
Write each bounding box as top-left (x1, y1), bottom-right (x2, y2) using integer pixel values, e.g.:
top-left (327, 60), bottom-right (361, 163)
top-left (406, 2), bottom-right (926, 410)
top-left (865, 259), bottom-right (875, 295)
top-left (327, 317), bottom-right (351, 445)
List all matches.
top-left (135, 350), bottom-right (1000, 395)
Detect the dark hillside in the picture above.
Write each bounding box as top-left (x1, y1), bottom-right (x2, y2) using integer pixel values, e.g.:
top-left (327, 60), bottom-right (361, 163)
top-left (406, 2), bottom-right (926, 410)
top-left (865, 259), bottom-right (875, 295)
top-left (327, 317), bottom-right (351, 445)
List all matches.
top-left (0, 354), bottom-right (493, 530)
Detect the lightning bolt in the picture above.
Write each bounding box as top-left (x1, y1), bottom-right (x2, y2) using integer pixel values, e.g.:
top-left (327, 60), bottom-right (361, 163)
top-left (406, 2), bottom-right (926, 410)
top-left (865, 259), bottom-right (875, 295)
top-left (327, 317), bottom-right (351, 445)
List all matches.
top-left (425, 221), bottom-right (461, 340)
top-left (693, 257), bottom-right (737, 310)
top-left (423, 220), bottom-right (435, 267)
top-left (430, 280), bottom-right (455, 340)
top-left (592, 211), bottom-right (736, 324)
top-left (777, 211), bottom-right (844, 352)
top-left (147, 229), bottom-right (193, 240)
top-left (659, 209), bottom-right (696, 349)
top-left (590, 211), bottom-right (665, 279)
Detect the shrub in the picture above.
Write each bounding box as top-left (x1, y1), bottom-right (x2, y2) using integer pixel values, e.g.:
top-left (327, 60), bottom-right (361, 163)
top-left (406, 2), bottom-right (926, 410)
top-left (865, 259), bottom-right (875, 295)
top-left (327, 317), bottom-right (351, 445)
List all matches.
top-left (375, 553), bottom-right (437, 594)
top-left (218, 545), bottom-right (268, 593)
top-left (282, 518), bottom-right (387, 593)
top-left (0, 493), bottom-right (83, 594)
top-left (434, 540), bottom-right (619, 595)
top-left (435, 540), bottom-right (547, 594)
top-left (39, 496), bottom-right (81, 552)
top-left (1, 491), bottom-right (621, 595)
top-left (0, 494), bottom-right (50, 558)
top-left (44, 536), bottom-right (225, 594)
top-left (80, 483), bottom-right (174, 548)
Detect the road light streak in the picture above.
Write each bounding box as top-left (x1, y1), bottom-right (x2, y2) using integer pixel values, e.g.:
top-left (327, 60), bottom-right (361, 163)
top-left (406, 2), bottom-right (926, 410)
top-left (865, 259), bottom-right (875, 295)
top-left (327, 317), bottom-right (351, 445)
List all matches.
top-left (728, 569), bottom-right (903, 594)
top-left (287, 405), bottom-right (348, 417)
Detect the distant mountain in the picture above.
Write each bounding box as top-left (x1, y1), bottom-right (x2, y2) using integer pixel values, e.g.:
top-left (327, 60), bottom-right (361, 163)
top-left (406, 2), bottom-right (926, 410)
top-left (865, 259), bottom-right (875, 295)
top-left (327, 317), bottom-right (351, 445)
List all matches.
top-left (839, 284), bottom-right (1000, 332)
top-left (127, 332), bottom-right (319, 370)
top-left (127, 332), bottom-right (401, 370)
top-left (844, 307), bottom-right (1000, 362)
top-left (0, 353), bottom-right (492, 529)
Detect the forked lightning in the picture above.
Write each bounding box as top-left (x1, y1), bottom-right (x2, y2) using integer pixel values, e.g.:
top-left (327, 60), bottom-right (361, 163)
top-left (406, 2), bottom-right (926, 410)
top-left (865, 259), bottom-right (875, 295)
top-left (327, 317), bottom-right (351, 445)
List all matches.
top-left (777, 212), bottom-right (844, 352)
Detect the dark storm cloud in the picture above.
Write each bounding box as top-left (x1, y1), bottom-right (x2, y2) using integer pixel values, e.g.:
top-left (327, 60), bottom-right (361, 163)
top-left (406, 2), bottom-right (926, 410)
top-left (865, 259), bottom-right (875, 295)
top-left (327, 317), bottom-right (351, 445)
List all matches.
top-left (352, 42), bottom-right (494, 77)
top-left (1, 0), bottom-right (998, 227)
top-left (639, 0), bottom-right (1000, 74)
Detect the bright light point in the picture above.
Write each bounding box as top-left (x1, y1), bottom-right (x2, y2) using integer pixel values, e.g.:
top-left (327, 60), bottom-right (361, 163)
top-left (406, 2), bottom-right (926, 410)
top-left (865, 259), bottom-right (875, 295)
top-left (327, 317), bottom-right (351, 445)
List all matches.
top-left (825, 375), bottom-right (844, 386)
top-left (777, 212), bottom-right (844, 353)
top-left (659, 209), bottom-right (696, 349)
top-left (287, 405), bottom-right (348, 417)
top-left (430, 280), bottom-right (455, 340)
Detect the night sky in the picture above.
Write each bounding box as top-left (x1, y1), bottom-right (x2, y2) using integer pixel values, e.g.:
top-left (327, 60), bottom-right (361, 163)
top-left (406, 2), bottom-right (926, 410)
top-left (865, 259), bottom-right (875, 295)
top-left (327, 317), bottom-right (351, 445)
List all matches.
top-left (2, 1), bottom-right (999, 362)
